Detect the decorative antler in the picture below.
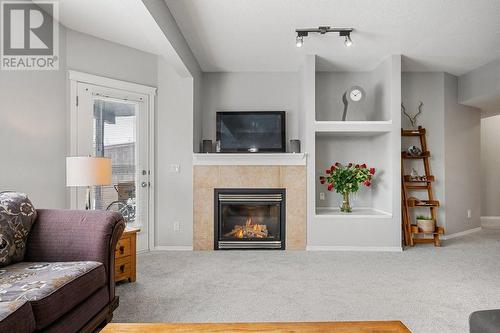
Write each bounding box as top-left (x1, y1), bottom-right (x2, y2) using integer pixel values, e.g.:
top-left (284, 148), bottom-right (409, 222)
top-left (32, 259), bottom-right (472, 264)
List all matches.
top-left (401, 103), bottom-right (414, 127)
top-left (415, 101), bottom-right (423, 119)
top-left (401, 102), bottom-right (423, 128)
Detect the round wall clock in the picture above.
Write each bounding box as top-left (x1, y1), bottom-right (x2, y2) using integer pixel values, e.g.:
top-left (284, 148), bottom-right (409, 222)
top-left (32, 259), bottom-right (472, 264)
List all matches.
top-left (341, 85), bottom-right (366, 121)
top-left (347, 86), bottom-right (366, 103)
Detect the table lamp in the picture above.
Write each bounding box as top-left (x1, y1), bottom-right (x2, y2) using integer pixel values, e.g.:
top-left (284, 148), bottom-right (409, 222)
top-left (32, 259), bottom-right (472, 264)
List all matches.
top-left (66, 156), bottom-right (112, 210)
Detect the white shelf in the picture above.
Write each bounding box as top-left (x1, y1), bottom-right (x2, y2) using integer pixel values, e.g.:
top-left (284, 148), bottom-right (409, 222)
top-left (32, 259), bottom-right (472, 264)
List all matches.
top-left (315, 207), bottom-right (392, 219)
top-left (314, 120), bottom-right (392, 135)
top-left (193, 153), bottom-right (307, 166)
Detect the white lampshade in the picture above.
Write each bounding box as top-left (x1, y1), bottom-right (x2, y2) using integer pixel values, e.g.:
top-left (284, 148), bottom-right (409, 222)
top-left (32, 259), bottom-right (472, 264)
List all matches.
top-left (66, 156), bottom-right (112, 187)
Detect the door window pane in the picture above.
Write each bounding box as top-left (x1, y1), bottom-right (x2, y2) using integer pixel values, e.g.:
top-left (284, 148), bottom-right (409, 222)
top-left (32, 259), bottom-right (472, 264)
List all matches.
top-left (91, 98), bottom-right (137, 224)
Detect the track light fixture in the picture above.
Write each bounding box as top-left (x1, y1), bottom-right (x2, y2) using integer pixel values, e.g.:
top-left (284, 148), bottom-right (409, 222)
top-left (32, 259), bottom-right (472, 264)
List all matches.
top-left (296, 35), bottom-right (304, 47)
top-left (295, 26), bottom-right (354, 48)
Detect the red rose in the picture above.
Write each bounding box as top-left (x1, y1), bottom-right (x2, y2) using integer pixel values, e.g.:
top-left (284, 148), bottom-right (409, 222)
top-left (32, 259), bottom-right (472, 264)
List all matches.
top-left (327, 183), bottom-right (334, 191)
top-left (319, 176), bottom-right (326, 184)
top-left (369, 168), bottom-right (376, 175)
top-left (335, 162), bottom-right (341, 167)
top-left (355, 164), bottom-right (360, 168)
top-left (361, 164), bottom-right (367, 169)
top-left (348, 163), bottom-right (353, 167)
top-left (326, 169), bottom-right (331, 174)
top-left (331, 165), bottom-right (336, 171)
top-left (364, 180), bottom-right (371, 187)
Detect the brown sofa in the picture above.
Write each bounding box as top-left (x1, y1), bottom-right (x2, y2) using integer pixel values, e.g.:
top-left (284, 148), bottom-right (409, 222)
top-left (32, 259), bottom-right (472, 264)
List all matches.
top-left (0, 209), bottom-right (125, 333)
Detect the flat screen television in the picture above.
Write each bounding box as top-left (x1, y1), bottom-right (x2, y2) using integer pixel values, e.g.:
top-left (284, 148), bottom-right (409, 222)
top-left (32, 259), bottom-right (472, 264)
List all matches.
top-left (216, 111), bottom-right (286, 153)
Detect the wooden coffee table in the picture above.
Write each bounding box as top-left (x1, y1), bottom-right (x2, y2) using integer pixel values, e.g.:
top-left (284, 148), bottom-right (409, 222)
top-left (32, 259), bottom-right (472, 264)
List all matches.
top-left (102, 321), bottom-right (411, 332)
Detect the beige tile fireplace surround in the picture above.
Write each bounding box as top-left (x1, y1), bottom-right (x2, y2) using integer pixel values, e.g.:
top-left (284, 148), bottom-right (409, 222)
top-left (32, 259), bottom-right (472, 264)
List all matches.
top-left (193, 165), bottom-right (306, 250)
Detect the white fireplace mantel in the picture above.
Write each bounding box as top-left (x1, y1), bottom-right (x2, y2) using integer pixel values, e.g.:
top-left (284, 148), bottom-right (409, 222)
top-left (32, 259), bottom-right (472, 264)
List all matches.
top-left (192, 153), bottom-right (307, 166)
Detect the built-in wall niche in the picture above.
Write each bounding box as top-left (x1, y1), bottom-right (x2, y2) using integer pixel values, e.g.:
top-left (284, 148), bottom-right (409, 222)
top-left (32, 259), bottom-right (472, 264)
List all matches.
top-left (315, 59), bottom-right (392, 122)
top-left (305, 54), bottom-right (401, 249)
top-left (315, 132), bottom-right (393, 217)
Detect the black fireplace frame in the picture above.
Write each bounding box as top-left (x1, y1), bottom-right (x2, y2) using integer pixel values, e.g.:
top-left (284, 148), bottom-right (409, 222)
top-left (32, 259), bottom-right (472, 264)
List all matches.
top-left (214, 188), bottom-right (286, 250)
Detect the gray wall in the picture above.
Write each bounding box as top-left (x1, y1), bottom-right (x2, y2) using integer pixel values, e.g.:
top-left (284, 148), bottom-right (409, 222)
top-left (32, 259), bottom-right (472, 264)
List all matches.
top-left (401, 73), bottom-right (446, 228)
top-left (459, 58), bottom-right (500, 116)
top-left (315, 133), bottom-right (392, 211)
top-left (66, 29), bottom-right (158, 86)
top-left (444, 73), bottom-right (481, 234)
top-left (316, 72), bottom-right (373, 121)
top-left (315, 58), bottom-right (395, 213)
top-left (1, 23), bottom-right (196, 248)
top-left (307, 55), bottom-right (401, 249)
top-left (316, 67), bottom-right (391, 122)
top-left (402, 72), bottom-right (482, 235)
top-left (155, 58), bottom-right (194, 247)
top-left (141, 0), bottom-right (203, 244)
top-left (67, 29), bottom-right (197, 247)
top-left (0, 26), bottom-right (159, 211)
top-left (141, 0), bottom-right (203, 153)
top-left (193, 76), bottom-right (203, 152)
top-left (481, 115), bottom-right (500, 217)
top-left (0, 27), bottom-right (67, 209)
top-left (142, 0), bottom-right (201, 78)
top-left (201, 72), bottom-right (300, 151)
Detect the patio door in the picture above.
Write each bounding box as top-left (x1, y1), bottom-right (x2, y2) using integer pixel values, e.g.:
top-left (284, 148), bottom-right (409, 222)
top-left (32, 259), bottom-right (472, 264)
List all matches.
top-left (70, 76), bottom-right (154, 252)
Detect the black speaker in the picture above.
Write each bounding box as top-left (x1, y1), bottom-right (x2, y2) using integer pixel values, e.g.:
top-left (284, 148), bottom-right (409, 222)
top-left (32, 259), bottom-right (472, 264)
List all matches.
top-left (290, 140), bottom-right (301, 153)
top-left (202, 140), bottom-right (213, 153)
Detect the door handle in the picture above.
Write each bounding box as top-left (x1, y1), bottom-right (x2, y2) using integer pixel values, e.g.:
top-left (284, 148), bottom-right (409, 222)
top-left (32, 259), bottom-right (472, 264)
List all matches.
top-left (141, 181), bottom-right (148, 188)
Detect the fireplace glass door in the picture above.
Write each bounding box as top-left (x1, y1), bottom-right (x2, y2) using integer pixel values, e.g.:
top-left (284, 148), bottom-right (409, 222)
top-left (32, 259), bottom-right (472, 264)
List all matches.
top-left (215, 189), bottom-right (285, 250)
top-left (220, 203), bottom-right (281, 241)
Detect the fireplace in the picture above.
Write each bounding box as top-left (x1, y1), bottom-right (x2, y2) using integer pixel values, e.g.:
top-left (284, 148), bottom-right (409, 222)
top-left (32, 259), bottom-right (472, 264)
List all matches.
top-left (214, 189), bottom-right (286, 250)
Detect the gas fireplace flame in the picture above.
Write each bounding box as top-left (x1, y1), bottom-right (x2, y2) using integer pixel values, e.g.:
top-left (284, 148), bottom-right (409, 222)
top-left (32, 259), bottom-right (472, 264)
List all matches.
top-left (225, 215), bottom-right (269, 239)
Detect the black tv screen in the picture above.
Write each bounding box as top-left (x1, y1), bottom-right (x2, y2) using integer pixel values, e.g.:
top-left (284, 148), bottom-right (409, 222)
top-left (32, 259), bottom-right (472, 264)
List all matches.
top-left (216, 111), bottom-right (286, 153)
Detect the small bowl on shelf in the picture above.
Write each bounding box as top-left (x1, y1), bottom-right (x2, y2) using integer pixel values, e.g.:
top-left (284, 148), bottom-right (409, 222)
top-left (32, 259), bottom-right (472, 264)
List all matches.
top-left (417, 218), bottom-right (436, 233)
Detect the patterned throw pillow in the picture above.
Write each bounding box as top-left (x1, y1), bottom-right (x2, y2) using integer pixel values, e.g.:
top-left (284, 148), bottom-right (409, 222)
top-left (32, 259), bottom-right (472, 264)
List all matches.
top-left (0, 192), bottom-right (37, 268)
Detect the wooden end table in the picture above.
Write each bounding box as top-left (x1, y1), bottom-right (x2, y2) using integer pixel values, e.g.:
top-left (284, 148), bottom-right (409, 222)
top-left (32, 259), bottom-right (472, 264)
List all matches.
top-left (115, 227), bottom-right (139, 283)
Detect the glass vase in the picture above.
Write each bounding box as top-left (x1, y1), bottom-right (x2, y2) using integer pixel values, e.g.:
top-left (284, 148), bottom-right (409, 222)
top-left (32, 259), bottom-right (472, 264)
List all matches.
top-left (340, 192), bottom-right (352, 213)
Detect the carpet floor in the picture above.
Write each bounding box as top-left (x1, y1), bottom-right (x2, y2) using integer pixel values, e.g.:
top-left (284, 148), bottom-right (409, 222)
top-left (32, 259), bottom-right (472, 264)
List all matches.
top-left (114, 229), bottom-right (500, 332)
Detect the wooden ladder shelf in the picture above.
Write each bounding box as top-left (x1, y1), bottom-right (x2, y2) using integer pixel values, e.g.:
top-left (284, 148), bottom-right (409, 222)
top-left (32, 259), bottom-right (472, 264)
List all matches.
top-left (401, 126), bottom-right (444, 247)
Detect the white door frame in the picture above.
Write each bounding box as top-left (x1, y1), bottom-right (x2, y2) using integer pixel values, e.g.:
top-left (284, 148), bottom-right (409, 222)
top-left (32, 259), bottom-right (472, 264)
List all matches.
top-left (68, 70), bottom-right (157, 251)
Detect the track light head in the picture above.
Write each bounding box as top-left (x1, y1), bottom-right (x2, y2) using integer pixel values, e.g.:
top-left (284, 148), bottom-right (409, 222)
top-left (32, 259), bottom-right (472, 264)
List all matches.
top-left (344, 34), bottom-right (353, 47)
top-left (296, 31), bottom-right (308, 48)
top-left (296, 35), bottom-right (303, 48)
top-left (339, 30), bottom-right (353, 47)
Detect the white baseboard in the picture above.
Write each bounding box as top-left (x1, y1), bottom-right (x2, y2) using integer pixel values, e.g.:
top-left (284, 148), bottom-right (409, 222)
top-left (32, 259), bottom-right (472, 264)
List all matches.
top-left (481, 216), bottom-right (500, 229)
top-left (441, 227), bottom-right (482, 240)
top-left (152, 246), bottom-right (193, 251)
top-left (306, 246), bottom-right (402, 252)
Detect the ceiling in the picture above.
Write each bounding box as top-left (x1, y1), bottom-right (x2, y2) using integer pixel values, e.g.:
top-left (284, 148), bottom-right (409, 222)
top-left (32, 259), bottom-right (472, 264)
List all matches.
top-left (58, 0), bottom-right (159, 55)
top-left (56, 0), bottom-right (190, 76)
top-left (165, 0), bottom-right (500, 74)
